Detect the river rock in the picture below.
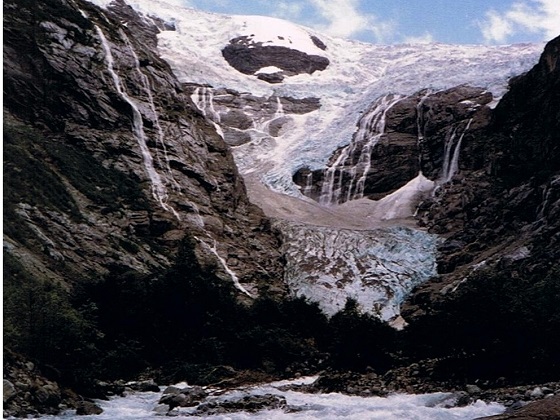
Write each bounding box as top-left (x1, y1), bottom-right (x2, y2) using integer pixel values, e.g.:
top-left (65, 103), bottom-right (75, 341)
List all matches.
top-left (76, 401), bottom-right (104, 415)
top-left (475, 394), bottom-right (560, 419)
top-left (3, 380), bottom-right (17, 403)
top-left (126, 379), bottom-right (160, 392)
top-left (158, 385), bottom-right (207, 409)
top-left (194, 394), bottom-right (287, 415)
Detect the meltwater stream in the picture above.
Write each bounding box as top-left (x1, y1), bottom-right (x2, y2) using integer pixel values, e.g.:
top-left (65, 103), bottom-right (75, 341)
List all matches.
top-left (44, 377), bottom-right (505, 419)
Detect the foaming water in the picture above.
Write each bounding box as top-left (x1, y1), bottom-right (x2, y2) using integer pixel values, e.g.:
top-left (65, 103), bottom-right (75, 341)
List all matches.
top-left (45, 377), bottom-right (504, 420)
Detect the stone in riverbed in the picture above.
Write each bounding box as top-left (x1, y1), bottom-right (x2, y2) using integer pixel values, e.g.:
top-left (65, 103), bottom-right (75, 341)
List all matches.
top-left (158, 385), bottom-right (207, 409)
top-left (76, 401), bottom-right (103, 415)
top-left (194, 394), bottom-right (287, 415)
top-left (125, 379), bottom-right (160, 392)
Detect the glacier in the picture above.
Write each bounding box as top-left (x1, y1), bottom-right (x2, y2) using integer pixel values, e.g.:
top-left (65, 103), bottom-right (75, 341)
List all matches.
top-left (87, 0), bottom-right (542, 322)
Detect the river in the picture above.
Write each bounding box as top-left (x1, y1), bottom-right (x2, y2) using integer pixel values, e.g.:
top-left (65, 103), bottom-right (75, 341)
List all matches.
top-left (44, 377), bottom-right (504, 419)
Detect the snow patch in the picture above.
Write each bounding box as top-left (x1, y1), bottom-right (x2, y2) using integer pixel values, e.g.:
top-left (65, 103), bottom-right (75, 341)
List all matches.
top-left (256, 66), bottom-right (284, 74)
top-left (230, 14), bottom-right (327, 57)
top-left (376, 173), bottom-right (435, 220)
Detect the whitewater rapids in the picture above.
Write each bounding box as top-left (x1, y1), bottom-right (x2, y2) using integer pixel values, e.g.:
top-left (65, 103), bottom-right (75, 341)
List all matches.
top-left (44, 377), bottom-right (505, 419)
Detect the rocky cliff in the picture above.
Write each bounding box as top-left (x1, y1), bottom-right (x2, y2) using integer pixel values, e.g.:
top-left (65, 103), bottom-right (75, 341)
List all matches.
top-left (3, 0), bottom-right (285, 298)
top-left (3, 2), bottom-right (289, 413)
top-left (404, 35), bottom-right (560, 315)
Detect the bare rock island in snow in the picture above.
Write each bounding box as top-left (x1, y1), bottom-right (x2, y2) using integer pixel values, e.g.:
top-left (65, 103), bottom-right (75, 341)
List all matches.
top-left (221, 16), bottom-right (330, 84)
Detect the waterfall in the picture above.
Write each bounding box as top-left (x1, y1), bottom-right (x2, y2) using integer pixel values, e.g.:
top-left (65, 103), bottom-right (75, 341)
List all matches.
top-left (441, 118), bottom-right (473, 183)
top-left (119, 29), bottom-right (180, 190)
top-left (318, 94), bottom-right (403, 205)
top-left (252, 95), bottom-right (286, 135)
top-left (353, 95), bottom-right (403, 200)
top-left (416, 90), bottom-right (432, 143)
top-left (274, 96), bottom-right (284, 118)
top-left (95, 26), bottom-right (179, 219)
top-left (191, 87), bottom-right (220, 122)
top-left (302, 172), bottom-right (314, 197)
top-left (318, 147), bottom-right (351, 205)
top-left (191, 87), bottom-right (225, 138)
top-left (196, 237), bottom-right (255, 298)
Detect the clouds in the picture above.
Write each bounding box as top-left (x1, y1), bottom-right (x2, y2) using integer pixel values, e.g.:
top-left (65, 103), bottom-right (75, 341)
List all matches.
top-left (479, 0), bottom-right (560, 43)
top-left (274, 1), bottom-right (305, 21)
top-left (184, 0), bottom-right (556, 45)
top-left (269, 0), bottom-right (396, 42)
top-left (403, 32), bottom-right (435, 45)
top-left (307, 0), bottom-right (395, 41)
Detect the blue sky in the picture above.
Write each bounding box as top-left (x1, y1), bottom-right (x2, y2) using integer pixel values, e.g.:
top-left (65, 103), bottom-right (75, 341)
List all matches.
top-left (176, 0), bottom-right (560, 44)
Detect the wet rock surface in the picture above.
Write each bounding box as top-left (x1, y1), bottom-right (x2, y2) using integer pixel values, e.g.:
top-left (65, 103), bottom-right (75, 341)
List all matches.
top-left (158, 385), bottom-right (208, 410)
top-left (476, 394), bottom-right (560, 419)
top-left (75, 401), bottom-right (104, 415)
top-left (193, 393), bottom-right (287, 416)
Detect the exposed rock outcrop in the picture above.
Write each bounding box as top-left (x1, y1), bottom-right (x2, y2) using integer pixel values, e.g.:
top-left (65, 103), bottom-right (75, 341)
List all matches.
top-left (3, 1), bottom-right (288, 413)
top-left (222, 35), bottom-right (329, 83)
top-left (188, 86), bottom-right (320, 147)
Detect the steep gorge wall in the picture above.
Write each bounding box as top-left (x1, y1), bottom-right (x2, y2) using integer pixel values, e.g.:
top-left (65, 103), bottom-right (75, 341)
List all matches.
top-left (404, 35), bottom-right (560, 317)
top-left (3, 0), bottom-right (285, 297)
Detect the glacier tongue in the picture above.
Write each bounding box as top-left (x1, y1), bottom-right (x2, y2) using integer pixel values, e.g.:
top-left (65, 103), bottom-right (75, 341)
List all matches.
top-left (278, 221), bottom-right (440, 325)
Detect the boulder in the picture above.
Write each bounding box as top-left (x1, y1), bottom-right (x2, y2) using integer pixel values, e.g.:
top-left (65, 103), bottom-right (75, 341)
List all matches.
top-left (194, 394), bottom-right (287, 415)
top-left (126, 379), bottom-right (160, 392)
top-left (76, 401), bottom-right (103, 415)
top-left (3, 380), bottom-right (17, 403)
top-left (158, 385), bottom-right (207, 409)
top-left (475, 394), bottom-right (560, 419)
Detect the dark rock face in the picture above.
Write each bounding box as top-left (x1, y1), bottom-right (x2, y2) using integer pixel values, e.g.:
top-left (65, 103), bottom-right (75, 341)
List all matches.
top-left (491, 35), bottom-right (560, 181)
top-left (294, 86), bottom-right (492, 203)
top-left (3, 0), bottom-right (285, 297)
top-left (404, 37), bottom-right (560, 324)
top-left (222, 35), bottom-right (329, 83)
top-left (410, 38), bottom-right (560, 284)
